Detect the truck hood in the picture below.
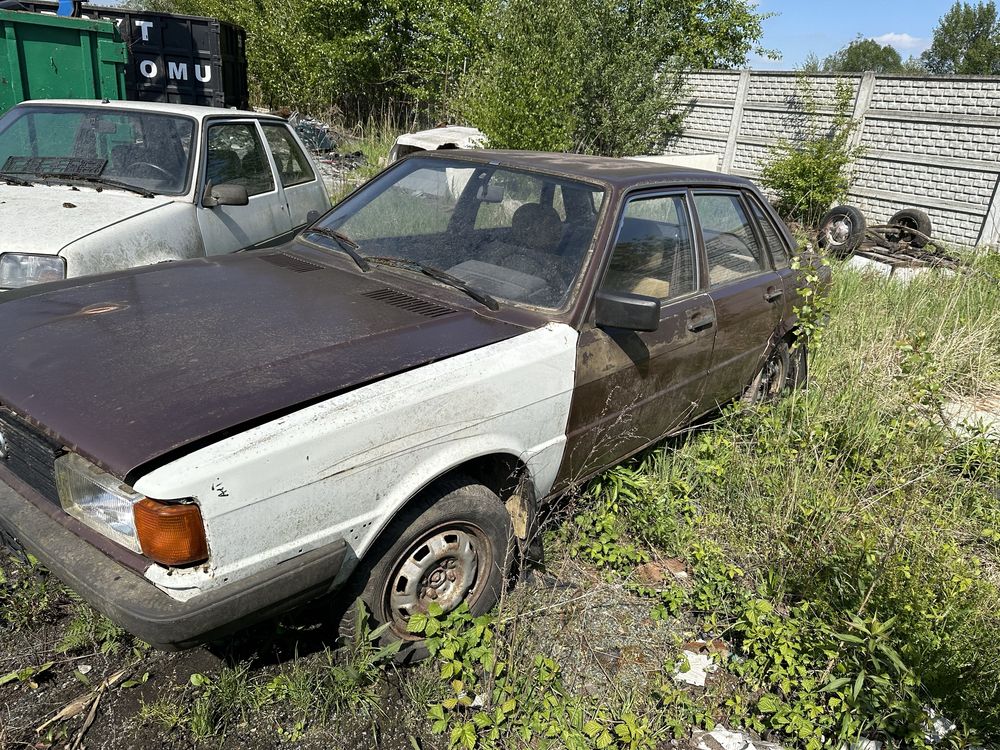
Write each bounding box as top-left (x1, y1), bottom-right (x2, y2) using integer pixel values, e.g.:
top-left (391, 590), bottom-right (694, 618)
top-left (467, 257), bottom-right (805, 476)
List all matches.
top-left (0, 248), bottom-right (527, 480)
top-left (0, 183), bottom-right (175, 254)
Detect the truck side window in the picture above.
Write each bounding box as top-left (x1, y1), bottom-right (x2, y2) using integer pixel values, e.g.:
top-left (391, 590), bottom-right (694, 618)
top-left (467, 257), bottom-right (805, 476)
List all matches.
top-left (602, 194), bottom-right (696, 300)
top-left (693, 193), bottom-right (768, 286)
top-left (261, 124), bottom-right (315, 187)
top-left (205, 123), bottom-right (274, 196)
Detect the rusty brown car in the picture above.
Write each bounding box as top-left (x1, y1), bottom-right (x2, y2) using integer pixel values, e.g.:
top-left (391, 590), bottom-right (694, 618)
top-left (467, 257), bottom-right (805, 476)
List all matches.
top-left (0, 151), bottom-right (812, 655)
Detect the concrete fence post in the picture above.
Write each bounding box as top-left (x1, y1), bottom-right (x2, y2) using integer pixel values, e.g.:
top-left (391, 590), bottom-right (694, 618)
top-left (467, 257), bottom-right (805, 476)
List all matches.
top-left (722, 70), bottom-right (750, 173)
top-left (849, 71), bottom-right (876, 151)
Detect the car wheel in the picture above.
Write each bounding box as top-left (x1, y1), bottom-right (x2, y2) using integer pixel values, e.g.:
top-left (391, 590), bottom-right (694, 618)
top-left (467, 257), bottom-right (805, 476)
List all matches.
top-left (817, 205), bottom-right (866, 257)
top-left (887, 208), bottom-right (932, 248)
top-left (338, 475), bottom-right (514, 662)
top-left (788, 338), bottom-right (808, 390)
top-left (743, 340), bottom-right (791, 405)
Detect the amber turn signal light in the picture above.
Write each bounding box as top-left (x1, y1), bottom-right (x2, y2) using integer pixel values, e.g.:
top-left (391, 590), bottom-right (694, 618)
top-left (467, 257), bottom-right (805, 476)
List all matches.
top-left (133, 498), bottom-right (209, 566)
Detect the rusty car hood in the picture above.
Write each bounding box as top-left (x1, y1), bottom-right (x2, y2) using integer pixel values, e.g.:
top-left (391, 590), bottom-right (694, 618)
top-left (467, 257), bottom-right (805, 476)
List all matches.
top-left (0, 250), bottom-right (527, 480)
top-left (0, 183), bottom-right (176, 255)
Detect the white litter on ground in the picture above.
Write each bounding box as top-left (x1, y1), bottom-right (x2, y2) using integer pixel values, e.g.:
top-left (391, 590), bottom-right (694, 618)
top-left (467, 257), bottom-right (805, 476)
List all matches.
top-left (693, 727), bottom-right (782, 750)
top-left (673, 650), bottom-right (716, 687)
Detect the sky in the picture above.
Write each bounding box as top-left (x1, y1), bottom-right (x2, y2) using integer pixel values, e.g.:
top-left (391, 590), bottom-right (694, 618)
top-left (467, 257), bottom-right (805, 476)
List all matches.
top-left (750, 1), bottom-right (952, 69)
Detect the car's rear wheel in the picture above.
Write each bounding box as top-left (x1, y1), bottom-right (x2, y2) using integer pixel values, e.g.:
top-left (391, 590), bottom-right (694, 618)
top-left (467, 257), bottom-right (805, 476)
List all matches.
top-left (743, 340), bottom-right (791, 404)
top-left (338, 475), bottom-right (514, 662)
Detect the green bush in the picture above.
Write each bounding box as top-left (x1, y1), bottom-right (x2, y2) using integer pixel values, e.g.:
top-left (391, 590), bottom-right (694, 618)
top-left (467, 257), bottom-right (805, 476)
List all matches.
top-left (760, 79), bottom-right (863, 226)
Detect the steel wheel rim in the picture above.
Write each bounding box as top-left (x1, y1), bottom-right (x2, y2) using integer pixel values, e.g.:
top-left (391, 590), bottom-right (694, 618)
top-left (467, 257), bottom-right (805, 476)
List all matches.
top-left (824, 216), bottom-right (852, 247)
top-left (383, 522), bottom-right (493, 639)
top-left (759, 351), bottom-right (787, 400)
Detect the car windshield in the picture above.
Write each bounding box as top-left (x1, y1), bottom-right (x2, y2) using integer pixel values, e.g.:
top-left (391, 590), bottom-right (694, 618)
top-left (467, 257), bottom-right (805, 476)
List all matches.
top-left (315, 156), bottom-right (606, 309)
top-left (0, 105), bottom-right (195, 195)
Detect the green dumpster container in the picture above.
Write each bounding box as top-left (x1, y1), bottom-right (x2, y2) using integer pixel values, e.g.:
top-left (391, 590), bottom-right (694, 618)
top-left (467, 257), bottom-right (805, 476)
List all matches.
top-left (0, 9), bottom-right (127, 116)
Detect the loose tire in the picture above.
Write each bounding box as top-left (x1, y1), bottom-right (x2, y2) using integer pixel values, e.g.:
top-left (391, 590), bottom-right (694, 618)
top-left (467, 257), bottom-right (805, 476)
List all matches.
top-left (817, 205), bottom-right (866, 257)
top-left (338, 475), bottom-right (514, 662)
top-left (743, 339), bottom-right (791, 405)
top-left (887, 208), bottom-right (932, 248)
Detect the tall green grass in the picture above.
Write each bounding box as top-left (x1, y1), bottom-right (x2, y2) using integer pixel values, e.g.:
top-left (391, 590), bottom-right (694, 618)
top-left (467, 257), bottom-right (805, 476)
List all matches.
top-left (639, 258), bottom-right (1000, 743)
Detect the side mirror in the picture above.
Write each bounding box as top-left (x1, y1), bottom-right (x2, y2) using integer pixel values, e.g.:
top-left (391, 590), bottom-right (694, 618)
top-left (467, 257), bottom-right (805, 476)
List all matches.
top-left (306, 209), bottom-right (320, 224)
top-left (595, 291), bottom-right (660, 332)
top-left (202, 181), bottom-right (249, 208)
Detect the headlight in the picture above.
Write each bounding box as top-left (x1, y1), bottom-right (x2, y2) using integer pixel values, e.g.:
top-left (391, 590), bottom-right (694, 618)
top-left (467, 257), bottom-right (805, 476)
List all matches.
top-left (0, 253), bottom-right (66, 288)
top-left (55, 453), bottom-right (209, 565)
top-left (55, 453), bottom-right (144, 553)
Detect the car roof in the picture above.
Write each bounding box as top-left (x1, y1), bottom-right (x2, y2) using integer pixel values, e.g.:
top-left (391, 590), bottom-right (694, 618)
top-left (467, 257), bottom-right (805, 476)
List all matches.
top-left (15, 99), bottom-right (283, 122)
top-left (415, 149), bottom-right (755, 189)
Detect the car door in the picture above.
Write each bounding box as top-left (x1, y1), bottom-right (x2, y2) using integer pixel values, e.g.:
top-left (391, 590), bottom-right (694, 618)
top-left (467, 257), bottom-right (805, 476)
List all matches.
top-left (196, 120), bottom-right (293, 255)
top-left (693, 191), bottom-right (784, 408)
top-left (260, 122), bottom-right (331, 230)
top-left (746, 192), bottom-right (798, 321)
top-left (558, 191), bottom-right (717, 486)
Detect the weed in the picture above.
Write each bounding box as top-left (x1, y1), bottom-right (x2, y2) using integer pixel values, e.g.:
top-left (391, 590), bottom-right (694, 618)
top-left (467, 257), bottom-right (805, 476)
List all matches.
top-left (57, 600), bottom-right (126, 655)
top-left (0, 553), bottom-right (62, 632)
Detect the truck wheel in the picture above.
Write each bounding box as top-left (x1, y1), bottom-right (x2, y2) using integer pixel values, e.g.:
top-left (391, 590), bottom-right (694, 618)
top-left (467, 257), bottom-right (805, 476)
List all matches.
top-left (818, 205), bottom-right (866, 257)
top-left (743, 340), bottom-right (790, 405)
top-left (887, 208), bottom-right (932, 248)
top-left (339, 475), bottom-right (514, 662)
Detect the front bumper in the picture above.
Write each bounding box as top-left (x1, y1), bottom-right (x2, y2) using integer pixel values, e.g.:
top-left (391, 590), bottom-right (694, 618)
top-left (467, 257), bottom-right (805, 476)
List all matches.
top-left (0, 465), bottom-right (348, 650)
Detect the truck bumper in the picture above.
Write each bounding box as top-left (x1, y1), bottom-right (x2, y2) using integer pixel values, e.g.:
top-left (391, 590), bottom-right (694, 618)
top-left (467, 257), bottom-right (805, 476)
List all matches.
top-left (0, 467), bottom-right (348, 650)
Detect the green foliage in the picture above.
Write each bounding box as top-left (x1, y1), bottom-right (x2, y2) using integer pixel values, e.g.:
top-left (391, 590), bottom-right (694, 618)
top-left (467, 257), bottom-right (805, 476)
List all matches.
top-left (923, 1), bottom-right (1000, 74)
top-left (760, 79), bottom-right (863, 226)
top-left (56, 600), bottom-right (126, 655)
top-left (411, 602), bottom-right (662, 750)
top-left (0, 553), bottom-right (61, 632)
top-left (821, 36), bottom-right (904, 73)
top-left (151, 0), bottom-right (482, 118)
top-left (141, 604), bottom-right (399, 741)
top-left (455, 0), bottom-right (770, 155)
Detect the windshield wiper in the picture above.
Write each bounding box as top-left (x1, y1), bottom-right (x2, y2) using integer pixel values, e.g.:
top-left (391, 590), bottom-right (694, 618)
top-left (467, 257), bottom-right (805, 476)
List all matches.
top-left (37, 173), bottom-right (156, 198)
top-left (301, 226), bottom-right (372, 272)
top-left (0, 173), bottom-right (34, 187)
top-left (365, 256), bottom-right (500, 311)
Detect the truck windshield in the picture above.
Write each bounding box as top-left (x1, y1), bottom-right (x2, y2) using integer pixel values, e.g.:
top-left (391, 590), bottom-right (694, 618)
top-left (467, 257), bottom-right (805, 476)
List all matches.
top-left (0, 105), bottom-right (195, 196)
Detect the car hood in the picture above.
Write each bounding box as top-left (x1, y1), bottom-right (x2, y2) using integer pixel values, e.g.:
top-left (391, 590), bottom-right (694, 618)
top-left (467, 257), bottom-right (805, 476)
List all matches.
top-left (0, 249), bottom-right (527, 480)
top-left (0, 183), bottom-right (175, 254)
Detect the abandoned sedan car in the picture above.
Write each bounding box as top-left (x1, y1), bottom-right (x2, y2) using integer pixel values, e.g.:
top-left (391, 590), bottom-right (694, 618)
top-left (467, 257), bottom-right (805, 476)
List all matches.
top-left (0, 151), bottom-right (810, 653)
top-left (0, 100), bottom-right (330, 289)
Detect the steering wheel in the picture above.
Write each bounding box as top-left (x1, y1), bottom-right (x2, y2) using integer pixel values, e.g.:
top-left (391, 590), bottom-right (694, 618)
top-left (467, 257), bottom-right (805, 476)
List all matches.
top-left (122, 161), bottom-right (172, 180)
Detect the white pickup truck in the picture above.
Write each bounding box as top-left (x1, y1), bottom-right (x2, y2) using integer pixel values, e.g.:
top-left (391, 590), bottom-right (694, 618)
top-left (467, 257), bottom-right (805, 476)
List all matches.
top-left (0, 99), bottom-right (331, 289)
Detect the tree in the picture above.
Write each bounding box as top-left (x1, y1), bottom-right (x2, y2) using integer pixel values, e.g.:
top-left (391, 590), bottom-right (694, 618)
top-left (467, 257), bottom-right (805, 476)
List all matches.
top-left (923, 1), bottom-right (1000, 74)
top-left (455, 0), bottom-right (770, 155)
top-left (147, 0), bottom-right (483, 118)
top-left (822, 37), bottom-right (904, 73)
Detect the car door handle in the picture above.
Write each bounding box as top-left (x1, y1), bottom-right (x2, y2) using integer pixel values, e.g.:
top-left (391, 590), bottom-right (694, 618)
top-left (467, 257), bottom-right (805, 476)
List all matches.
top-left (687, 313), bottom-right (716, 332)
top-left (764, 288), bottom-right (784, 303)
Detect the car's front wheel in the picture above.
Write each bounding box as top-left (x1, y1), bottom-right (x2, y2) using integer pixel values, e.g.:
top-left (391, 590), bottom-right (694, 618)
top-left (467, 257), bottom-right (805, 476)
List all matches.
top-left (339, 475), bottom-right (515, 661)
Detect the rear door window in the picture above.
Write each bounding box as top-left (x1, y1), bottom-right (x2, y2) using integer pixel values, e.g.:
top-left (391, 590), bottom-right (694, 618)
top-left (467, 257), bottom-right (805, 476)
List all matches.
top-left (261, 124), bottom-right (315, 187)
top-left (747, 195), bottom-right (790, 268)
top-left (693, 193), bottom-right (770, 287)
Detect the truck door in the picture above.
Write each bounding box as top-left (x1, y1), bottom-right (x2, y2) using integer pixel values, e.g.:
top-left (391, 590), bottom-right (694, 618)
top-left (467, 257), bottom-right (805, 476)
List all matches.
top-left (197, 119), bottom-right (293, 254)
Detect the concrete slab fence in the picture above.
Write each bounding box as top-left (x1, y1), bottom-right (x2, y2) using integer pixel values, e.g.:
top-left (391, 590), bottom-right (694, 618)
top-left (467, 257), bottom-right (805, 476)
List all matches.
top-left (669, 70), bottom-right (1000, 247)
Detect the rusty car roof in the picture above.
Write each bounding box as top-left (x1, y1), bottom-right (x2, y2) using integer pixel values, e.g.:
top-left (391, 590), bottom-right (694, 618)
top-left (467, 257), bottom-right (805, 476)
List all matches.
top-left (415, 149), bottom-right (754, 188)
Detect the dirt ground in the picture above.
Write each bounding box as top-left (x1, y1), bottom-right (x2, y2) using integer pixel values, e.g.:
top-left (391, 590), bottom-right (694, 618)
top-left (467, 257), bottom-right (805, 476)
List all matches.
top-left (0, 549), bottom-right (696, 750)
